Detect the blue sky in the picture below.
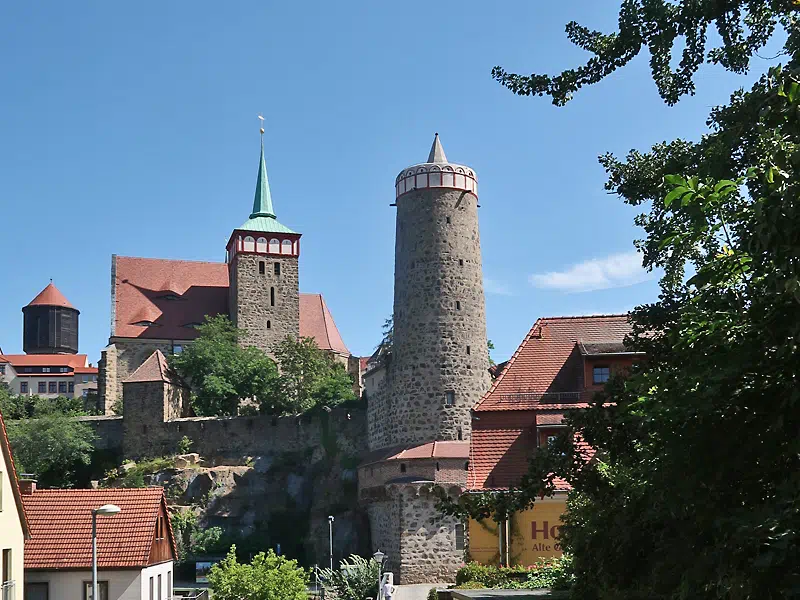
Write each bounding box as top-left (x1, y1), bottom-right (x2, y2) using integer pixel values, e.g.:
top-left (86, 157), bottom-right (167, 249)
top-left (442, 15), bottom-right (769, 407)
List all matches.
top-left (0, 2), bottom-right (777, 363)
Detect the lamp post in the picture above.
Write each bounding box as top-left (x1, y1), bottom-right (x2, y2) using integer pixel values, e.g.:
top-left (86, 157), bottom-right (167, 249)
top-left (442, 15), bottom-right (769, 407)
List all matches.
top-left (373, 550), bottom-right (385, 600)
top-left (92, 504), bottom-right (121, 600)
top-left (327, 515), bottom-right (334, 572)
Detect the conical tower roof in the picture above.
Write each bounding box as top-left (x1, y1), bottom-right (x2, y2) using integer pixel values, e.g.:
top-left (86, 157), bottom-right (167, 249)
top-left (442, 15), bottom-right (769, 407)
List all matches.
top-left (237, 139), bottom-right (297, 235)
top-left (427, 133), bottom-right (447, 163)
top-left (26, 282), bottom-right (75, 310)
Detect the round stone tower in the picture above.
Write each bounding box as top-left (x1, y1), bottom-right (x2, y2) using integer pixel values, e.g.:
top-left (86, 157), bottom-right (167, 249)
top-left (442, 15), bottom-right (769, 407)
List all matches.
top-left (22, 281), bottom-right (79, 354)
top-left (383, 133), bottom-right (491, 447)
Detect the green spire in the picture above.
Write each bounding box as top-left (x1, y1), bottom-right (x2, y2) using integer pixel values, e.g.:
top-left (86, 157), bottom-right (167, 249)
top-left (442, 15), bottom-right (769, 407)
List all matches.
top-left (236, 136), bottom-right (298, 235)
top-left (250, 138), bottom-right (275, 219)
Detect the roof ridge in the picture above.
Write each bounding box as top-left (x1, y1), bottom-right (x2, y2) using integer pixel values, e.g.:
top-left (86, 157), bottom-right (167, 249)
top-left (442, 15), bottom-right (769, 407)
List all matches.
top-left (319, 295), bottom-right (333, 349)
top-left (539, 313), bottom-right (629, 321)
top-left (116, 255), bottom-right (226, 266)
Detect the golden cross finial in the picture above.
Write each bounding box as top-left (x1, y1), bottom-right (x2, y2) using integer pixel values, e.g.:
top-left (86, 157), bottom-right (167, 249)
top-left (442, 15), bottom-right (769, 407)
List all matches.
top-left (258, 114), bottom-right (265, 135)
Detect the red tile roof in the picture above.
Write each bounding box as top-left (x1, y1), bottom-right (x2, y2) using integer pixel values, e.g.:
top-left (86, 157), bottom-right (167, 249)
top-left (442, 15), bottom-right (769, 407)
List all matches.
top-left (124, 350), bottom-right (170, 383)
top-left (73, 366), bottom-right (98, 374)
top-left (0, 410), bottom-right (31, 538)
top-left (475, 315), bottom-right (631, 412)
top-left (362, 441), bottom-right (470, 465)
top-left (23, 487), bottom-right (175, 570)
top-left (27, 282), bottom-right (75, 309)
top-left (112, 256), bottom-right (350, 354)
top-left (468, 412), bottom-right (537, 490)
top-left (2, 354), bottom-right (88, 369)
top-left (299, 294), bottom-right (350, 354)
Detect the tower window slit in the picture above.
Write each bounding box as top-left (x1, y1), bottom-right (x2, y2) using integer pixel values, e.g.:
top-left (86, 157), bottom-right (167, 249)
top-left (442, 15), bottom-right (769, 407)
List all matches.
top-left (459, 259), bottom-right (464, 266)
top-left (445, 391), bottom-right (455, 406)
top-left (270, 287), bottom-right (275, 306)
top-left (274, 262), bottom-right (281, 276)
top-left (457, 427), bottom-right (463, 441)
top-left (400, 463), bottom-right (407, 473)
top-left (446, 216), bottom-right (451, 224)
top-left (267, 320), bottom-right (271, 329)
top-left (466, 345), bottom-right (471, 355)
top-left (259, 261), bottom-right (265, 275)
top-left (456, 301), bottom-right (461, 310)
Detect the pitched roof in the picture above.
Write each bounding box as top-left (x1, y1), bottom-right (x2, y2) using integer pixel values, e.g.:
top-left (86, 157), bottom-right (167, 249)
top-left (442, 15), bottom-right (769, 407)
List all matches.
top-left (427, 133), bottom-right (448, 163)
top-left (113, 257), bottom-right (350, 355)
top-left (475, 315), bottom-right (631, 412)
top-left (0, 410), bottom-right (31, 538)
top-left (1, 354), bottom-right (88, 369)
top-left (468, 411), bottom-right (537, 490)
top-left (124, 350), bottom-right (170, 383)
top-left (299, 294), bottom-right (350, 355)
top-left (26, 282), bottom-right (76, 310)
top-left (73, 366), bottom-right (98, 374)
top-left (23, 487), bottom-right (175, 570)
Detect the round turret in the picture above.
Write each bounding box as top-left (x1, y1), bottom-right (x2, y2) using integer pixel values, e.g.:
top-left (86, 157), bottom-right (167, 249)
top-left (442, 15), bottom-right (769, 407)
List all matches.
top-left (22, 282), bottom-right (79, 354)
top-left (376, 134), bottom-right (491, 448)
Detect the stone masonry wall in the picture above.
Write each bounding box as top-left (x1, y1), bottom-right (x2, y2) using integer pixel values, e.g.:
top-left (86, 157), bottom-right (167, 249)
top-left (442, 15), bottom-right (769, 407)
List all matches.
top-left (371, 188), bottom-right (491, 449)
top-left (103, 339), bottom-right (174, 409)
top-left (230, 253), bottom-right (299, 355)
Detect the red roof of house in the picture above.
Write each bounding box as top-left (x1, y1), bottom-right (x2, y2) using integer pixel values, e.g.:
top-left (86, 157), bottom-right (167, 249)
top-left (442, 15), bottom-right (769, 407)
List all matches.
top-left (73, 366), bottom-right (98, 374)
top-left (2, 354), bottom-right (88, 369)
top-left (363, 441), bottom-right (470, 466)
top-left (475, 315), bottom-right (631, 412)
top-left (23, 487), bottom-right (175, 570)
top-left (112, 256), bottom-right (350, 354)
top-left (0, 411), bottom-right (31, 537)
top-left (26, 282), bottom-right (76, 310)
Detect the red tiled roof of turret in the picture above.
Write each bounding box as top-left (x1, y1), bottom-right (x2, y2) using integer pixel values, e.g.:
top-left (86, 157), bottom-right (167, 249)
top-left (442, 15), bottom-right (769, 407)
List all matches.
top-left (26, 282), bottom-right (75, 309)
top-left (124, 350), bottom-right (170, 383)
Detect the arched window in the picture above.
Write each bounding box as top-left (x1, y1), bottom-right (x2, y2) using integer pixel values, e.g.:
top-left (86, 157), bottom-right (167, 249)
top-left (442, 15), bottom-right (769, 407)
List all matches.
top-left (282, 240), bottom-right (293, 255)
top-left (267, 320), bottom-right (271, 329)
top-left (256, 237), bottom-right (267, 253)
top-left (269, 238), bottom-right (280, 253)
top-left (243, 236), bottom-right (255, 252)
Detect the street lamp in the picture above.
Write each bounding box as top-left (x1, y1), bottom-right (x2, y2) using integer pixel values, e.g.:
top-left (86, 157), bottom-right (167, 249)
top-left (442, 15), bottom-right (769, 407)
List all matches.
top-left (327, 516), bottom-right (335, 572)
top-left (373, 550), bottom-right (385, 600)
top-left (92, 504), bottom-right (121, 600)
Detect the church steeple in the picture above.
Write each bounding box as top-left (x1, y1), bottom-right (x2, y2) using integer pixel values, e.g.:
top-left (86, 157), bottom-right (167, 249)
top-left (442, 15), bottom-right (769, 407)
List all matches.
top-left (427, 132), bottom-right (448, 163)
top-left (250, 139), bottom-right (276, 219)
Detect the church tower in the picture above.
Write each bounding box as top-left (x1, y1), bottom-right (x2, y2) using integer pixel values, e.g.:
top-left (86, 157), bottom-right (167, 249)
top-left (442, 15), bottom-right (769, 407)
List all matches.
top-left (227, 136), bottom-right (300, 353)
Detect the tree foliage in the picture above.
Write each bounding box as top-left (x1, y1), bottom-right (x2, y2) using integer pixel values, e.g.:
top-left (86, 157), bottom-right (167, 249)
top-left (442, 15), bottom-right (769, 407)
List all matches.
top-left (207, 545), bottom-right (308, 600)
top-left (0, 385), bottom-right (88, 419)
top-left (6, 410), bottom-right (96, 487)
top-left (441, 4), bottom-right (800, 598)
top-left (261, 336), bottom-right (355, 414)
top-left (492, 1), bottom-right (799, 105)
top-left (170, 315), bottom-right (278, 416)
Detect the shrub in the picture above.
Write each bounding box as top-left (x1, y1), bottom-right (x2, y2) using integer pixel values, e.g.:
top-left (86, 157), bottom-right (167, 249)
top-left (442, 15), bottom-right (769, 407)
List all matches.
top-left (208, 545), bottom-right (308, 600)
top-left (318, 554), bottom-right (380, 600)
top-left (455, 563), bottom-right (506, 587)
top-left (427, 588), bottom-right (439, 600)
top-left (453, 581), bottom-right (486, 590)
top-left (178, 435), bottom-right (193, 454)
top-left (455, 558), bottom-right (573, 591)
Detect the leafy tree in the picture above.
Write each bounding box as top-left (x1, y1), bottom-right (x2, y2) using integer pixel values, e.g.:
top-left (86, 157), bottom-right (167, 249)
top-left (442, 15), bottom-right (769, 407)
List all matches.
top-left (170, 315), bottom-right (279, 416)
top-left (487, 339), bottom-right (496, 367)
top-left (6, 411), bottom-right (95, 487)
top-left (262, 336), bottom-right (355, 414)
top-left (439, 4), bottom-right (800, 598)
top-left (492, 1), bottom-right (799, 105)
top-left (207, 545), bottom-right (308, 600)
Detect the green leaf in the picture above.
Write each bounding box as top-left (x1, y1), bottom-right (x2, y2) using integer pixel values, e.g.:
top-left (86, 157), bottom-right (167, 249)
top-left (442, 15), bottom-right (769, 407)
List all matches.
top-left (664, 174), bottom-right (686, 186)
top-left (664, 187), bottom-right (687, 207)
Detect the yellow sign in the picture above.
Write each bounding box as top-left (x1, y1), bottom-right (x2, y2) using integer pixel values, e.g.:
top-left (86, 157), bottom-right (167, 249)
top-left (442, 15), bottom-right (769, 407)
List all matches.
top-left (468, 498), bottom-right (567, 566)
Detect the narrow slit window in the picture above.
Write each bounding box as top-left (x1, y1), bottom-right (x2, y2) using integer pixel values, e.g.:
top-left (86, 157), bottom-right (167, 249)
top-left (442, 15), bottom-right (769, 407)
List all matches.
top-left (259, 261), bottom-right (265, 275)
top-left (270, 287), bottom-right (275, 306)
top-left (445, 391), bottom-right (455, 406)
top-left (457, 427), bottom-right (463, 440)
top-left (267, 320), bottom-right (271, 329)
top-left (459, 259), bottom-right (464, 266)
top-left (446, 216), bottom-right (451, 224)
top-left (455, 524), bottom-right (465, 550)
top-left (274, 262), bottom-right (281, 276)
top-left (400, 463), bottom-right (407, 473)
top-left (456, 301), bottom-right (461, 310)
top-left (466, 346), bottom-right (471, 355)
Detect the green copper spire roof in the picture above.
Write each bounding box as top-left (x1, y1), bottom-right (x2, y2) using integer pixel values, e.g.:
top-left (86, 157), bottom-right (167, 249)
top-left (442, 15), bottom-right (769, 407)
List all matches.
top-left (237, 138), bottom-right (298, 235)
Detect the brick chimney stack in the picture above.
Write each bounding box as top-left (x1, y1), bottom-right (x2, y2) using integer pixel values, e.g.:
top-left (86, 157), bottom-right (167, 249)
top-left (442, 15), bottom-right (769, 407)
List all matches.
top-left (19, 479), bottom-right (36, 495)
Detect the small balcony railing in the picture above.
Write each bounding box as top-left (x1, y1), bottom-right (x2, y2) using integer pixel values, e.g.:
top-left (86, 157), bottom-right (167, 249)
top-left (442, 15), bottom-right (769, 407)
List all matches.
top-left (498, 391), bottom-right (583, 404)
top-left (1, 581), bottom-right (15, 600)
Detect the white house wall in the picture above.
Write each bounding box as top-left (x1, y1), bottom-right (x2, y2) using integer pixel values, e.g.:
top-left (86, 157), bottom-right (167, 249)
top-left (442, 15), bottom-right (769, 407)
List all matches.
top-left (139, 562), bottom-right (174, 600)
top-left (0, 447), bottom-right (25, 600)
top-left (26, 569), bottom-right (139, 600)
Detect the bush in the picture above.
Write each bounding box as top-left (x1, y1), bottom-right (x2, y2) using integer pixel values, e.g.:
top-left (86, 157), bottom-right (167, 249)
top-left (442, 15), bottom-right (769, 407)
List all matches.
top-left (453, 581), bottom-right (486, 590)
top-left (427, 588), bottom-right (439, 600)
top-left (318, 554), bottom-right (380, 600)
top-left (178, 435), bottom-right (193, 454)
top-left (455, 558), bottom-right (573, 590)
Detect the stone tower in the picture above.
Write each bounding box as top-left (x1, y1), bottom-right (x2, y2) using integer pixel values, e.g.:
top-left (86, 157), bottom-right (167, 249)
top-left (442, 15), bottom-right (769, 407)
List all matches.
top-left (360, 135), bottom-right (492, 584)
top-left (368, 133), bottom-right (491, 450)
top-left (226, 138), bottom-right (301, 353)
top-left (22, 282), bottom-right (80, 355)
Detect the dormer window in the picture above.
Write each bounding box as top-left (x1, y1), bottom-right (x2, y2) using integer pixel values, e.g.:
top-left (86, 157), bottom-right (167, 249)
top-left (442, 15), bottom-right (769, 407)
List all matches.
top-left (592, 366), bottom-right (610, 384)
top-left (183, 322), bottom-right (203, 329)
top-left (158, 293), bottom-right (181, 301)
top-left (132, 321), bottom-right (159, 327)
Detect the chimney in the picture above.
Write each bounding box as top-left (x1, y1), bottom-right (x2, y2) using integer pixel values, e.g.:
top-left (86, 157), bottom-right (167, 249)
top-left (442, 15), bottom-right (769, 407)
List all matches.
top-left (19, 478), bottom-right (37, 495)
